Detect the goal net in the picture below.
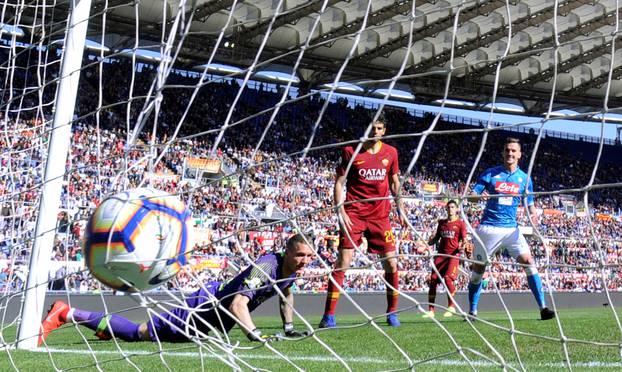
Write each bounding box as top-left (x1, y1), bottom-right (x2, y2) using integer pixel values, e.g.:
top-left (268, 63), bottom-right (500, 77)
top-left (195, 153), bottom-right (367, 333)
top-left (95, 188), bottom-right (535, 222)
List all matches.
top-left (2, 0), bottom-right (622, 370)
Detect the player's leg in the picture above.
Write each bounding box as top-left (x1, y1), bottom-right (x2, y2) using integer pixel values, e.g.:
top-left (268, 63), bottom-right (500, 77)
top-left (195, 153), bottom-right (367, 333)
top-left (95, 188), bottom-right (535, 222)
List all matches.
top-left (381, 249), bottom-right (400, 326)
top-left (319, 230), bottom-right (362, 328)
top-left (467, 262), bottom-right (486, 317)
top-left (425, 275), bottom-right (440, 318)
top-left (508, 231), bottom-right (555, 320)
top-left (368, 218), bottom-right (400, 326)
top-left (38, 300), bottom-right (70, 345)
top-left (67, 306), bottom-right (148, 341)
top-left (425, 256), bottom-right (444, 318)
top-left (321, 215), bottom-right (364, 328)
top-left (39, 300), bottom-right (148, 346)
top-left (442, 257), bottom-right (459, 318)
top-left (320, 248), bottom-right (353, 327)
top-left (323, 247), bottom-right (354, 313)
top-left (467, 225), bottom-right (503, 317)
top-left (320, 216), bottom-right (367, 318)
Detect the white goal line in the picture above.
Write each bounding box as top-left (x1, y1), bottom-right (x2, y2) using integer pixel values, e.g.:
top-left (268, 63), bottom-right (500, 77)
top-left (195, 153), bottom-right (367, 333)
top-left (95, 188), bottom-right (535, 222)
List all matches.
top-left (34, 347), bottom-right (622, 369)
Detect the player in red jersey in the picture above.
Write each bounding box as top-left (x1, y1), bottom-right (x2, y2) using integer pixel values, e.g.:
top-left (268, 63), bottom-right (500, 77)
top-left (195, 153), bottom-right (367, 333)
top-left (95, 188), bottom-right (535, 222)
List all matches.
top-left (319, 114), bottom-right (406, 328)
top-left (421, 200), bottom-right (467, 319)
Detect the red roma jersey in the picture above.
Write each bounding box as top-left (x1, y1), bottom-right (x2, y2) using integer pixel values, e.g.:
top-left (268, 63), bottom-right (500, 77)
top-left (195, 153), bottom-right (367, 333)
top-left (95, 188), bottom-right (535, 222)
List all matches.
top-left (336, 142), bottom-right (399, 218)
top-left (432, 218), bottom-right (467, 255)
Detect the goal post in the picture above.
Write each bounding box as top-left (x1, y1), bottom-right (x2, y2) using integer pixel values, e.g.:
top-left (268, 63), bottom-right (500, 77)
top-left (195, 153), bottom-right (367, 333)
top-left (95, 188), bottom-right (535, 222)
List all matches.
top-left (16, 0), bottom-right (92, 350)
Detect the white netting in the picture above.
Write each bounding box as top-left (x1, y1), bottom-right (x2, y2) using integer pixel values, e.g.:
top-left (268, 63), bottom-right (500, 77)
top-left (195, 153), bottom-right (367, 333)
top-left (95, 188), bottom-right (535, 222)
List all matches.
top-left (1, 0), bottom-right (622, 370)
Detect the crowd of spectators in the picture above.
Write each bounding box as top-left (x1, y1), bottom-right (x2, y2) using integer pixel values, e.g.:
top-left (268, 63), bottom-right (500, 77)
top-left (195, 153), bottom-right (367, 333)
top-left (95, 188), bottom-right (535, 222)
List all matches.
top-left (1, 53), bottom-right (622, 295)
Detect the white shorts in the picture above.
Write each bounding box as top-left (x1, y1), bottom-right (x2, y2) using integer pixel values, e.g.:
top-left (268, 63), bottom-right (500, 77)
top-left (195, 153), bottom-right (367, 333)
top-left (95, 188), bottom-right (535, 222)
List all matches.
top-left (472, 224), bottom-right (530, 264)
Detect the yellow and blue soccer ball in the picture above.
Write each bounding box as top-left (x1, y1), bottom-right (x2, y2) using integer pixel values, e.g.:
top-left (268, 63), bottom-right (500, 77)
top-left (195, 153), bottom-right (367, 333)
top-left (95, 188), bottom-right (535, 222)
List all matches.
top-left (83, 188), bottom-right (193, 292)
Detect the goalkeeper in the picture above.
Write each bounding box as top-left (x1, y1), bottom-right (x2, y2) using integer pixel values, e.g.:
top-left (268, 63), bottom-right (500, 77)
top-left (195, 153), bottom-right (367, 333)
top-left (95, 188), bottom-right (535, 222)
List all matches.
top-left (38, 234), bottom-right (315, 345)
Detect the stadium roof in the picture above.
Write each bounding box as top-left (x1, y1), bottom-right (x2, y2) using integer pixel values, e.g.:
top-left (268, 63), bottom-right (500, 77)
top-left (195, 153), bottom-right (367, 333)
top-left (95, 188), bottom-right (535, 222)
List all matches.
top-left (11, 0), bottom-right (622, 116)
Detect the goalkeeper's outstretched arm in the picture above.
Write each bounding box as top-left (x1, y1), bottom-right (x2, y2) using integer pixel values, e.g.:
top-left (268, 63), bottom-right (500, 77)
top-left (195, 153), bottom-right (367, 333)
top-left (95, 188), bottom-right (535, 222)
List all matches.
top-left (230, 294), bottom-right (256, 339)
top-left (279, 286), bottom-right (310, 337)
top-left (279, 286), bottom-right (294, 325)
top-left (230, 294), bottom-right (279, 342)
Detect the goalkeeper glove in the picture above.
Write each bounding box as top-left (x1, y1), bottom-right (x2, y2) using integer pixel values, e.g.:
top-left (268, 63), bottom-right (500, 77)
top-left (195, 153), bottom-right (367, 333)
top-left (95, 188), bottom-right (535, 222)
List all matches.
top-left (283, 322), bottom-right (311, 338)
top-left (247, 328), bottom-right (281, 342)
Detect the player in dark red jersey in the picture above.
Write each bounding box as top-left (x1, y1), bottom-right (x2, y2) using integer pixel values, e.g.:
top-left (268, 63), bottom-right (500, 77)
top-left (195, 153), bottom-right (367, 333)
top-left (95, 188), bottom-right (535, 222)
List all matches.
top-left (420, 200), bottom-right (467, 319)
top-left (319, 114), bottom-right (405, 328)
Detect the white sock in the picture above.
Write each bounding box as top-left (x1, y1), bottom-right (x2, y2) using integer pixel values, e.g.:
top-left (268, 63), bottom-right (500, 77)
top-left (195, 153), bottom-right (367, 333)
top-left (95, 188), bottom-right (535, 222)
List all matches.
top-left (525, 265), bottom-right (537, 276)
top-left (66, 308), bottom-right (75, 323)
top-left (469, 271), bottom-right (483, 285)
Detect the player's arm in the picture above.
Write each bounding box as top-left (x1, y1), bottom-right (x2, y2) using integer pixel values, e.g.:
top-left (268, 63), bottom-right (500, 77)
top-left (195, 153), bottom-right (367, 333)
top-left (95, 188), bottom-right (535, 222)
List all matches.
top-left (279, 286), bottom-right (294, 325)
top-left (389, 172), bottom-right (406, 225)
top-left (334, 174), bottom-right (353, 231)
top-left (526, 176), bottom-right (538, 225)
top-left (458, 221), bottom-right (468, 253)
top-left (388, 150), bottom-right (406, 225)
top-left (231, 263), bottom-right (279, 342)
top-left (528, 205), bottom-right (538, 223)
top-left (231, 291), bottom-right (285, 342)
top-left (426, 222), bottom-right (441, 247)
top-left (229, 294), bottom-right (257, 339)
top-left (415, 222), bottom-right (438, 254)
top-left (468, 171), bottom-right (490, 202)
top-left (278, 287), bottom-right (309, 337)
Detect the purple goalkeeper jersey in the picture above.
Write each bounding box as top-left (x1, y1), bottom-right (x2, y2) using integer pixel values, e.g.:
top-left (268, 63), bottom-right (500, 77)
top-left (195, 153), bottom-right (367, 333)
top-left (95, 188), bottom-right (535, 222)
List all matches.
top-left (148, 252), bottom-right (296, 342)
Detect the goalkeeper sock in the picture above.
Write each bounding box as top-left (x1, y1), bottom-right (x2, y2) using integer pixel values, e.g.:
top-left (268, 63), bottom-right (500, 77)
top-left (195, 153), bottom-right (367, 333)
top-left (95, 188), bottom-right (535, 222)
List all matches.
top-left (324, 270), bottom-right (345, 315)
top-left (385, 271), bottom-right (399, 313)
top-left (526, 273), bottom-right (546, 309)
top-left (72, 309), bottom-right (142, 341)
top-left (468, 282), bottom-right (483, 314)
top-left (444, 278), bottom-right (456, 309)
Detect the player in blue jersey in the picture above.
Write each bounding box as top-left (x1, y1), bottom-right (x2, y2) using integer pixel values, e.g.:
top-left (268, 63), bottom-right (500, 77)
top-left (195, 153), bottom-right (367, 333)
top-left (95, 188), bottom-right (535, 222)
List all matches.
top-left (38, 234), bottom-right (315, 345)
top-left (467, 137), bottom-right (555, 321)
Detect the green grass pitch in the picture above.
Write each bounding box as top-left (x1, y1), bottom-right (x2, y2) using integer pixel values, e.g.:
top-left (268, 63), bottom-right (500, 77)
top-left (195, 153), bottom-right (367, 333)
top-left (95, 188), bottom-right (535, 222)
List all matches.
top-left (3, 308), bottom-right (622, 371)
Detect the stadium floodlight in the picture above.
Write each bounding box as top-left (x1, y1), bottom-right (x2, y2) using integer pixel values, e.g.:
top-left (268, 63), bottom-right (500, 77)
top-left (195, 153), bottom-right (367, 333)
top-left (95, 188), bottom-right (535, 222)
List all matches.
top-left (118, 48), bottom-right (172, 62)
top-left (483, 103), bottom-right (525, 114)
top-left (433, 98), bottom-right (477, 107)
top-left (254, 71), bottom-right (300, 84)
top-left (374, 88), bottom-right (415, 100)
top-left (50, 38), bottom-right (110, 53)
top-left (594, 113), bottom-right (622, 123)
top-left (322, 82), bottom-right (364, 92)
top-left (195, 63), bottom-right (243, 74)
top-left (0, 23), bottom-right (25, 37)
top-left (546, 110), bottom-right (578, 118)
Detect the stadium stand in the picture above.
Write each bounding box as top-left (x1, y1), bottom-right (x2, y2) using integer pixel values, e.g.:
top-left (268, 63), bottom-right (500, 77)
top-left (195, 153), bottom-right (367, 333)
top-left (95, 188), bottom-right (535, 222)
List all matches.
top-left (1, 54), bottom-right (621, 295)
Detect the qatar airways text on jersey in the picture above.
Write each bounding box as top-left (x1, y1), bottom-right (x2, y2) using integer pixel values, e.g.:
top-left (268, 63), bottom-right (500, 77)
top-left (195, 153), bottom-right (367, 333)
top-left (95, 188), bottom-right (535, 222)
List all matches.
top-left (359, 168), bottom-right (387, 181)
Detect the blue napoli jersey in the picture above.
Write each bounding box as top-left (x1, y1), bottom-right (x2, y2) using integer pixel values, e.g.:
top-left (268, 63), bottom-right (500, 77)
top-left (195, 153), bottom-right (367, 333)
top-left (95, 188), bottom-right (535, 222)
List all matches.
top-left (473, 165), bottom-right (534, 228)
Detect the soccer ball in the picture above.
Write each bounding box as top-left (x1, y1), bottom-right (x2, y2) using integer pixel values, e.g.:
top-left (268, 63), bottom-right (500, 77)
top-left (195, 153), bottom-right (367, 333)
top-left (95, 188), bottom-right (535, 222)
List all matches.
top-left (83, 188), bottom-right (193, 292)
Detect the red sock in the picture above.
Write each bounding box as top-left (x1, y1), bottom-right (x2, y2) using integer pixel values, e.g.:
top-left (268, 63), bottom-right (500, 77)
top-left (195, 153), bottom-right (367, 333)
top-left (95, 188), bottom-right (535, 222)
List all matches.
top-left (324, 270), bottom-right (345, 315)
top-left (428, 280), bottom-right (438, 312)
top-left (445, 278), bottom-right (456, 308)
top-left (385, 271), bottom-right (399, 313)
